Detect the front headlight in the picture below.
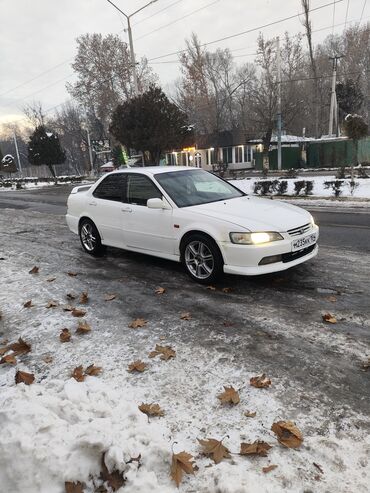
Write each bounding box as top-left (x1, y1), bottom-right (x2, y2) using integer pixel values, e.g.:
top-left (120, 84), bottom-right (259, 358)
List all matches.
top-left (229, 232), bottom-right (284, 245)
top-left (310, 215), bottom-right (316, 227)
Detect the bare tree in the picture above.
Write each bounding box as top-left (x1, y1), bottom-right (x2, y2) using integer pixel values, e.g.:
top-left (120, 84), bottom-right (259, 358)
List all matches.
top-left (23, 101), bottom-right (46, 128)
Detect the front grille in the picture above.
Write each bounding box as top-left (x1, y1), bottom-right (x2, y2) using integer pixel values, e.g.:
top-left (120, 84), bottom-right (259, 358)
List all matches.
top-left (281, 244), bottom-right (316, 263)
top-left (287, 223), bottom-right (311, 237)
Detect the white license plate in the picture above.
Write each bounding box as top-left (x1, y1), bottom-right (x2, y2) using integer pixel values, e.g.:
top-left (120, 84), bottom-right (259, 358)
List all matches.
top-left (291, 233), bottom-right (317, 252)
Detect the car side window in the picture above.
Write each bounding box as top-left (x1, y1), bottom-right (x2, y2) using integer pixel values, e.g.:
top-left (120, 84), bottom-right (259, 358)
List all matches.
top-left (93, 174), bottom-right (126, 201)
top-left (126, 174), bottom-right (162, 206)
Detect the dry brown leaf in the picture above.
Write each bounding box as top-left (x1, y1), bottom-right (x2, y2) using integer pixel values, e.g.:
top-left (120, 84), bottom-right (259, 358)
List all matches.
top-left (29, 266), bottom-right (39, 274)
top-left (222, 287), bottom-right (232, 293)
top-left (362, 358), bottom-right (370, 371)
top-left (139, 403), bottom-right (164, 417)
top-left (66, 292), bottom-right (77, 300)
top-left (322, 313), bottom-right (337, 324)
top-left (79, 291), bottom-right (89, 304)
top-left (244, 410), bottom-right (257, 418)
top-left (71, 308), bottom-right (86, 317)
top-left (128, 318), bottom-right (147, 329)
top-left (148, 344), bottom-right (176, 361)
top-left (155, 286), bottom-right (166, 295)
top-left (67, 271), bottom-right (78, 277)
top-left (240, 441), bottom-right (272, 457)
top-left (325, 295), bottom-right (337, 302)
top-left (100, 453), bottom-right (125, 491)
top-left (60, 328), bottom-right (72, 342)
top-left (46, 300), bottom-right (58, 308)
top-left (250, 373), bottom-right (271, 389)
top-left (197, 438), bottom-right (230, 464)
top-left (104, 294), bottom-right (116, 301)
top-left (84, 364), bottom-right (102, 376)
top-left (262, 464), bottom-right (278, 473)
top-left (76, 321), bottom-right (91, 334)
top-left (63, 304), bottom-right (74, 312)
top-left (180, 312), bottom-right (191, 320)
top-left (15, 370), bottom-right (35, 385)
top-left (43, 355), bottom-right (53, 364)
top-left (0, 354), bottom-right (17, 365)
top-left (127, 360), bottom-right (147, 373)
top-left (171, 451), bottom-right (196, 487)
top-left (72, 366), bottom-right (85, 382)
top-left (46, 277), bottom-right (56, 282)
top-left (271, 420), bottom-right (303, 448)
top-left (23, 300), bottom-right (33, 308)
top-left (3, 337), bottom-right (31, 356)
top-left (65, 481), bottom-right (84, 493)
top-left (217, 385), bottom-right (240, 405)
top-left (207, 285), bottom-right (216, 291)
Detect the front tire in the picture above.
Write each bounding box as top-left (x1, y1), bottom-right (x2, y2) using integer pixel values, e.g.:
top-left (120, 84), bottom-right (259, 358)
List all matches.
top-left (79, 219), bottom-right (106, 257)
top-left (182, 234), bottom-right (223, 284)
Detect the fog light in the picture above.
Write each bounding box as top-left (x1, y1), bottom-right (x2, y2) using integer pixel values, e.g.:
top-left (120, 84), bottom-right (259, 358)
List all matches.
top-left (259, 254), bottom-right (282, 266)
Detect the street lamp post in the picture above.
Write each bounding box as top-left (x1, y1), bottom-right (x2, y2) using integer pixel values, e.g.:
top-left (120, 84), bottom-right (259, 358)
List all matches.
top-left (106, 0), bottom-right (158, 96)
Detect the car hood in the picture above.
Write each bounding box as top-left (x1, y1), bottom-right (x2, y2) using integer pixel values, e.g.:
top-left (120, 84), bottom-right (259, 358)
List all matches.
top-left (187, 196), bottom-right (311, 231)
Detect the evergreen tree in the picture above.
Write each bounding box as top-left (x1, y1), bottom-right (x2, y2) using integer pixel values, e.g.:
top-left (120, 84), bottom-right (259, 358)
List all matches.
top-left (28, 126), bottom-right (66, 181)
top-left (343, 114), bottom-right (368, 176)
top-left (110, 86), bottom-right (192, 164)
top-left (0, 145), bottom-right (3, 164)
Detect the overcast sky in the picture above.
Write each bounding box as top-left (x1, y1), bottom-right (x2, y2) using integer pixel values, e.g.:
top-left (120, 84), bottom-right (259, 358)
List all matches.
top-left (0, 0), bottom-right (368, 126)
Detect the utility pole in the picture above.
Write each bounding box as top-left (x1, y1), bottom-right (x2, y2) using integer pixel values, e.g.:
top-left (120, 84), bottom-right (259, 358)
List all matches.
top-left (13, 131), bottom-right (23, 177)
top-left (86, 129), bottom-right (94, 177)
top-left (328, 55), bottom-right (342, 136)
top-left (106, 0), bottom-right (158, 96)
top-left (276, 36), bottom-right (282, 171)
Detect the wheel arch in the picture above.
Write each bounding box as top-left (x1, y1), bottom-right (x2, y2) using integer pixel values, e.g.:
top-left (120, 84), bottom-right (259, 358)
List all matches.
top-left (179, 230), bottom-right (224, 263)
top-left (78, 215), bottom-right (103, 239)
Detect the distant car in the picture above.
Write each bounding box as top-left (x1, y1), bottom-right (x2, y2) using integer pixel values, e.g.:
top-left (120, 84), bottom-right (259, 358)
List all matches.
top-left (66, 167), bottom-right (319, 283)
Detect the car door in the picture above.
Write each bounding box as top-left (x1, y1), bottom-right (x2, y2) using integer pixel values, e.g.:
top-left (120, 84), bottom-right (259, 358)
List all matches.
top-left (122, 173), bottom-right (176, 255)
top-left (88, 173), bottom-right (126, 248)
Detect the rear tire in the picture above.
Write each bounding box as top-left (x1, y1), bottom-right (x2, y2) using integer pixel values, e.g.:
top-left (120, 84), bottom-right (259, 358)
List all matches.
top-left (79, 218), bottom-right (106, 257)
top-left (182, 233), bottom-right (223, 284)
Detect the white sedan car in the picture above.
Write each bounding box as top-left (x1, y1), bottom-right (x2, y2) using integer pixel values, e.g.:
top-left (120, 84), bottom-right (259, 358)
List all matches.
top-left (66, 167), bottom-right (319, 283)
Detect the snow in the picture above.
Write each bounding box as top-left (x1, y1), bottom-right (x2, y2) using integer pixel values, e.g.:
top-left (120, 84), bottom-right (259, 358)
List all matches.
top-left (46, 132), bottom-right (54, 138)
top-left (0, 251), bottom-right (369, 493)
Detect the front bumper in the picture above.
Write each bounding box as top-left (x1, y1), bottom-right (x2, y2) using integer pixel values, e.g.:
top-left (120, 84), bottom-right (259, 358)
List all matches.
top-left (221, 225), bottom-right (319, 276)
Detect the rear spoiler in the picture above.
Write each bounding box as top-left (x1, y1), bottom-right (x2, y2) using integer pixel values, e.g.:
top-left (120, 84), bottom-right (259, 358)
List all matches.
top-left (70, 184), bottom-right (92, 194)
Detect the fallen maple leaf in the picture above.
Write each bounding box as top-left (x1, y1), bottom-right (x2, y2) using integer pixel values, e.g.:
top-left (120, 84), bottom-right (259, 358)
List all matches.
top-left (46, 300), bottom-right (58, 308)
top-left (46, 277), bottom-right (56, 282)
top-left (15, 370), bottom-right (35, 385)
top-left (139, 403), bottom-right (164, 417)
top-left (72, 366), bottom-right (85, 382)
top-left (71, 308), bottom-right (86, 317)
top-left (66, 292), bottom-right (77, 300)
top-left (240, 441), bottom-right (272, 457)
top-left (222, 287), bottom-right (232, 293)
top-left (207, 285), bottom-right (216, 291)
top-left (1, 337), bottom-right (31, 356)
top-left (325, 295), bottom-right (337, 302)
top-left (67, 271), bottom-right (78, 277)
top-left (60, 328), bottom-right (72, 342)
top-left (129, 318), bottom-right (147, 329)
top-left (217, 385), bottom-right (240, 405)
top-left (155, 286), bottom-right (166, 295)
top-left (180, 312), bottom-right (191, 320)
top-left (197, 438), bottom-right (230, 464)
top-left (65, 481), bottom-right (84, 493)
top-left (0, 354), bottom-right (17, 364)
top-left (79, 291), bottom-right (88, 304)
top-left (85, 364), bottom-right (102, 376)
top-left (104, 294), bottom-right (116, 301)
top-left (29, 266), bottom-right (39, 274)
top-left (171, 451), bottom-right (196, 487)
top-left (244, 410), bottom-right (257, 418)
top-left (322, 313), bottom-right (337, 324)
top-left (262, 464), bottom-right (278, 473)
top-left (148, 344), bottom-right (176, 361)
top-left (271, 420), bottom-right (303, 448)
top-left (250, 373), bottom-right (271, 389)
top-left (128, 360), bottom-right (147, 373)
top-left (100, 453), bottom-right (125, 491)
top-left (23, 300), bottom-right (33, 308)
top-left (76, 321), bottom-right (91, 334)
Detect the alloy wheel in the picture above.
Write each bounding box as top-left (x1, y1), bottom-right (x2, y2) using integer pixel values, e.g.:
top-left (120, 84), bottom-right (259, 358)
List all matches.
top-left (184, 240), bottom-right (215, 280)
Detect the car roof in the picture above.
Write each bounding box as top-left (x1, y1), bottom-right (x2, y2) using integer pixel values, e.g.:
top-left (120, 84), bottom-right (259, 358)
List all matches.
top-left (112, 166), bottom-right (201, 176)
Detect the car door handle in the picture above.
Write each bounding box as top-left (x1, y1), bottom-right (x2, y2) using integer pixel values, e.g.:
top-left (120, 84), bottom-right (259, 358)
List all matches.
top-left (121, 206), bottom-right (132, 213)
top-left (89, 202), bottom-right (97, 206)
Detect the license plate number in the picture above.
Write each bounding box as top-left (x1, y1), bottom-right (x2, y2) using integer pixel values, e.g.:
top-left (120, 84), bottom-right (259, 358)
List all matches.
top-left (292, 233), bottom-right (317, 252)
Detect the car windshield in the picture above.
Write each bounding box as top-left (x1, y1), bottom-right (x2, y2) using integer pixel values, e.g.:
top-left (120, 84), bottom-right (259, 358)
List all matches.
top-left (155, 169), bottom-right (244, 207)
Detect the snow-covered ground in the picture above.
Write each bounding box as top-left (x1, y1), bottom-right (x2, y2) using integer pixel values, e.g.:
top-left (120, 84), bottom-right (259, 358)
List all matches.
top-left (1, 234), bottom-right (369, 493)
top-left (230, 175), bottom-right (370, 200)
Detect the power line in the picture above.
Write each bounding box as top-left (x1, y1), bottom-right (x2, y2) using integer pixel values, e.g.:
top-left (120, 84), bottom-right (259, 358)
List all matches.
top-left (332, 0), bottom-right (337, 35)
top-left (360, 0), bottom-right (367, 22)
top-left (135, 0), bottom-right (220, 41)
top-left (344, 0), bottom-right (350, 28)
top-left (133, 0), bottom-right (186, 26)
top-left (147, 0), bottom-right (344, 61)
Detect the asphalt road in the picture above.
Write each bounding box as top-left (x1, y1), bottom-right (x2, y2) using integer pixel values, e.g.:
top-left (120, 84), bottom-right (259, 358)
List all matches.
top-left (0, 184), bottom-right (369, 252)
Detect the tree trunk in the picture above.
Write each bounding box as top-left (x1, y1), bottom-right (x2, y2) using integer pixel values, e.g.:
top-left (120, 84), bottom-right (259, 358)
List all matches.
top-left (262, 128), bottom-right (272, 171)
top-left (47, 164), bottom-right (58, 184)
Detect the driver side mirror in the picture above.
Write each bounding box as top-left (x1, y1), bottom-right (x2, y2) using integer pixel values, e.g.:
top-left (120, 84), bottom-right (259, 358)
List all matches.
top-left (147, 198), bottom-right (171, 210)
